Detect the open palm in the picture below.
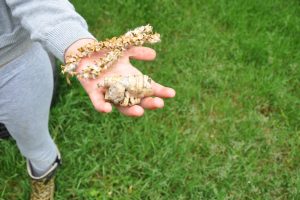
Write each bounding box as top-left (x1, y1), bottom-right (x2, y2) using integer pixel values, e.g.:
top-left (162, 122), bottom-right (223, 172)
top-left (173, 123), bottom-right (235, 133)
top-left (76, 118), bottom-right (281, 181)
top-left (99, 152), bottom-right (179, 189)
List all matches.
top-left (76, 46), bottom-right (175, 117)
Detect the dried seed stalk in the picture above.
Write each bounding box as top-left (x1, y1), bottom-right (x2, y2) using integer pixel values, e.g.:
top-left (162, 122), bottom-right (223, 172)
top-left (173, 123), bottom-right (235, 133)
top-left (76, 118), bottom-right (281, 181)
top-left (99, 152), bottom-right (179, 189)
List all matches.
top-left (61, 25), bottom-right (160, 80)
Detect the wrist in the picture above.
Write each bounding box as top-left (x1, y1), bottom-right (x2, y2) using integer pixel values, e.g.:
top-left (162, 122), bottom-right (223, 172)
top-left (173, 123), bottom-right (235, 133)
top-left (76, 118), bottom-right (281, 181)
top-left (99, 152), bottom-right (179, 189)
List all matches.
top-left (64, 38), bottom-right (97, 63)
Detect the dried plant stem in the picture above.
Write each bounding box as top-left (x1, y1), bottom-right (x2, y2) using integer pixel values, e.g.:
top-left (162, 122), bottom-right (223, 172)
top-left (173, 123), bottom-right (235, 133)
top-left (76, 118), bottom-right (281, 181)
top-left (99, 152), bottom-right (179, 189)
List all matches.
top-left (61, 25), bottom-right (160, 80)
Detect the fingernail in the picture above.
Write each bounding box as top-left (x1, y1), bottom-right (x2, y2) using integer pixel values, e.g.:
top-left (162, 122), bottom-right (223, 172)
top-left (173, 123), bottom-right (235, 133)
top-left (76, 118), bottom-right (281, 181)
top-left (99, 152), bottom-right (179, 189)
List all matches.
top-left (169, 89), bottom-right (176, 97)
top-left (155, 98), bottom-right (164, 108)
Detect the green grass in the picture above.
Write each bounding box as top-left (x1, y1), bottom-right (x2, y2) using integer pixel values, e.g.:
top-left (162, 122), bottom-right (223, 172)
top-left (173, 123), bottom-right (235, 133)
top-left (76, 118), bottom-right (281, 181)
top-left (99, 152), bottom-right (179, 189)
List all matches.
top-left (1, 0), bottom-right (300, 199)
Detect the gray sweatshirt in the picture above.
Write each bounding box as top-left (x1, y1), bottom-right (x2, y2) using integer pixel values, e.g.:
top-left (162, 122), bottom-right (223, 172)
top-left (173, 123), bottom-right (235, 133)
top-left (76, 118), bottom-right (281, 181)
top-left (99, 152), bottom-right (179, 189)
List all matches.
top-left (0, 0), bottom-right (95, 66)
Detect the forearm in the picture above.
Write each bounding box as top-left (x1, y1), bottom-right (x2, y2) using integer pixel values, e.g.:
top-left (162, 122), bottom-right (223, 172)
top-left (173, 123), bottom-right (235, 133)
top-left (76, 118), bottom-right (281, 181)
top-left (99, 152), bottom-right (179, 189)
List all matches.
top-left (6, 0), bottom-right (95, 61)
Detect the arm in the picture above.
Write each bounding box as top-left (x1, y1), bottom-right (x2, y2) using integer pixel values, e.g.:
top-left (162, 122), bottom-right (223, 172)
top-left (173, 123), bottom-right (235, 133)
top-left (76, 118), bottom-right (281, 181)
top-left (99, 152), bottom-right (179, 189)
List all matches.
top-left (7, 0), bottom-right (175, 116)
top-left (6, 0), bottom-right (95, 61)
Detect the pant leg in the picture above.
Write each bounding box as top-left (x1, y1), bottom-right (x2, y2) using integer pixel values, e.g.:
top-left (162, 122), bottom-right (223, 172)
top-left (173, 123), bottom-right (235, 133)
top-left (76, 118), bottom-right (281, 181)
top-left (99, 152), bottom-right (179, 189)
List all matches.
top-left (47, 52), bottom-right (59, 106)
top-left (0, 42), bottom-right (57, 170)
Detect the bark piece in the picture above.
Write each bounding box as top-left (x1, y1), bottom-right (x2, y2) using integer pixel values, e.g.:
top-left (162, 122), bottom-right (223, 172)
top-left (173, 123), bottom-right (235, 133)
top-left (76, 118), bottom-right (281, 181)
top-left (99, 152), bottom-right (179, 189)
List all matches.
top-left (98, 75), bottom-right (153, 106)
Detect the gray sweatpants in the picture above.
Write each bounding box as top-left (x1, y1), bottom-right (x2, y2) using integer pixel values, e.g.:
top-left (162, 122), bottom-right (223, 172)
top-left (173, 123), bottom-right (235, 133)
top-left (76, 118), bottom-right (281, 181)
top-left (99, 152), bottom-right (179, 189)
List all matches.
top-left (0, 42), bottom-right (57, 172)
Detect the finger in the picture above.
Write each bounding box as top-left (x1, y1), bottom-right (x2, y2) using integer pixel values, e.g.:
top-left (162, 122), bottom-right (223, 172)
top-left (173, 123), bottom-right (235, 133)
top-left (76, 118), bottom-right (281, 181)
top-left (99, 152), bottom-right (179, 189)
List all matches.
top-left (117, 105), bottom-right (144, 117)
top-left (88, 88), bottom-right (112, 113)
top-left (152, 81), bottom-right (176, 98)
top-left (140, 97), bottom-right (164, 110)
top-left (126, 46), bottom-right (156, 61)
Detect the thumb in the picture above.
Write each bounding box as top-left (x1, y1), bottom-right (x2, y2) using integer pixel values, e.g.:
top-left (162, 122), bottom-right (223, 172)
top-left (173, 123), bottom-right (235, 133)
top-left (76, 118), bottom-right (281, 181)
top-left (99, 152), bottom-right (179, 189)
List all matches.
top-left (88, 88), bottom-right (112, 113)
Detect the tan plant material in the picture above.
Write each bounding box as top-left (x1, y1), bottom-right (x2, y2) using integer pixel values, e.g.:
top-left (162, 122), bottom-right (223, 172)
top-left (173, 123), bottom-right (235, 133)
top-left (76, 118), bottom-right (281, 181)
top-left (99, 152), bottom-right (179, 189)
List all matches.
top-left (61, 25), bottom-right (160, 80)
top-left (97, 75), bottom-right (153, 106)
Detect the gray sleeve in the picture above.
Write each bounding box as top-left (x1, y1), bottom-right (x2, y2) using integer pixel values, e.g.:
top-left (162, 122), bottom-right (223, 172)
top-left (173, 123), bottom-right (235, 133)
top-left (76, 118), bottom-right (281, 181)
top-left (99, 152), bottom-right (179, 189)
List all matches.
top-left (5, 0), bottom-right (95, 62)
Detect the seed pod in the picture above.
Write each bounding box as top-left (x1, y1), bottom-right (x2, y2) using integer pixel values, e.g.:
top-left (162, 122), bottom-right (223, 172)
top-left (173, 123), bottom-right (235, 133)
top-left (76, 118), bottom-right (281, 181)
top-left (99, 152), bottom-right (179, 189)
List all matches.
top-left (98, 75), bottom-right (154, 106)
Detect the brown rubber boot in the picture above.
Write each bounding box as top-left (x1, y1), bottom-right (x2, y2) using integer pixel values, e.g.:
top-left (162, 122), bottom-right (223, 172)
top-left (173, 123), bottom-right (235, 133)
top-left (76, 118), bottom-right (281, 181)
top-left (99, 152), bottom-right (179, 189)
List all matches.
top-left (27, 151), bottom-right (61, 200)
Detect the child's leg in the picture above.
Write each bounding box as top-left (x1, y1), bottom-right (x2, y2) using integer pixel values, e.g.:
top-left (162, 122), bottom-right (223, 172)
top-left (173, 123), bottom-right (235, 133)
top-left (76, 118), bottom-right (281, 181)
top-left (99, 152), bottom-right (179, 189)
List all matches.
top-left (0, 42), bottom-right (58, 176)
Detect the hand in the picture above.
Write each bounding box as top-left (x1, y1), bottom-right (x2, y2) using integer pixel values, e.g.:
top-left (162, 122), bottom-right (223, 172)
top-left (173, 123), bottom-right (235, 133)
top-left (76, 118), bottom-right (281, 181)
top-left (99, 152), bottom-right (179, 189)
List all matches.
top-left (65, 39), bottom-right (176, 117)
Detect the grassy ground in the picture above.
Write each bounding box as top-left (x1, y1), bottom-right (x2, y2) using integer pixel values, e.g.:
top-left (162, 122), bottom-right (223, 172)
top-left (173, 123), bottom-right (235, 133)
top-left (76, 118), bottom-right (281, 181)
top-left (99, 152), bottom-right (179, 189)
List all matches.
top-left (1, 0), bottom-right (300, 199)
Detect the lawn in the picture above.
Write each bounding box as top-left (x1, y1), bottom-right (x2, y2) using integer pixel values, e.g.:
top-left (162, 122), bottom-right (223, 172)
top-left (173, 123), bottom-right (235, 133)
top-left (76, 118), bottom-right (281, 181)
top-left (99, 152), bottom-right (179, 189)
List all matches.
top-left (1, 0), bottom-right (300, 199)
